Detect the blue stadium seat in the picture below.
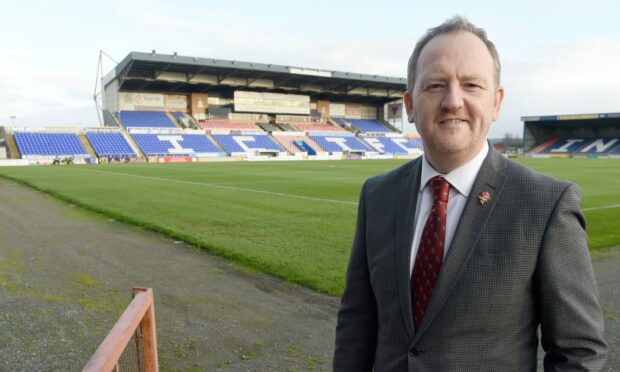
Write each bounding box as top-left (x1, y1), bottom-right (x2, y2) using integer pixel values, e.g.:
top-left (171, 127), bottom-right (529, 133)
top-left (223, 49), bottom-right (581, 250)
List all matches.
top-left (131, 133), bottom-right (221, 156)
top-left (542, 138), bottom-right (587, 153)
top-left (172, 112), bottom-right (186, 121)
top-left (211, 134), bottom-right (284, 154)
top-left (334, 118), bottom-right (347, 127)
top-left (13, 132), bottom-right (89, 157)
top-left (310, 134), bottom-right (371, 153)
top-left (576, 138), bottom-right (620, 154)
top-left (347, 119), bottom-right (391, 133)
top-left (362, 136), bottom-right (423, 154)
top-left (86, 132), bottom-right (136, 157)
top-left (119, 111), bottom-right (177, 128)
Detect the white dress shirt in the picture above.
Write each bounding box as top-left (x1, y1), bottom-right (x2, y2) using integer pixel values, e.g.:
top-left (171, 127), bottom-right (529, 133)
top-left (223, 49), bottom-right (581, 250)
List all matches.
top-left (410, 142), bottom-right (489, 273)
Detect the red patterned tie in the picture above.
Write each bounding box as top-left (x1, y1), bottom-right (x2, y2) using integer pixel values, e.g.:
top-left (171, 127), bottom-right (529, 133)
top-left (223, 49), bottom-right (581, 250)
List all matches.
top-left (411, 176), bottom-right (450, 330)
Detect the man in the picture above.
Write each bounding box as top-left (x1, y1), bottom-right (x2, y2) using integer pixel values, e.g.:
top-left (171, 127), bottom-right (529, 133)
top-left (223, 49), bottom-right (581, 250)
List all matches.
top-left (334, 16), bottom-right (607, 371)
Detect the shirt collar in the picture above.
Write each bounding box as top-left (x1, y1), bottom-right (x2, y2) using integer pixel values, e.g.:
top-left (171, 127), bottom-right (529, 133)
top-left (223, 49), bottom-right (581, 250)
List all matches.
top-left (419, 141), bottom-right (489, 197)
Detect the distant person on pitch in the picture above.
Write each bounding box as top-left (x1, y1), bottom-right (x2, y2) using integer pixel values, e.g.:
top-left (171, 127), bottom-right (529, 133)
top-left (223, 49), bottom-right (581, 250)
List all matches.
top-left (334, 15), bottom-right (607, 371)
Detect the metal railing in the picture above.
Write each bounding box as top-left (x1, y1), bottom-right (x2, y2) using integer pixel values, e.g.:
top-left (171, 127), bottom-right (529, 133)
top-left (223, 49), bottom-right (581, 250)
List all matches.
top-left (83, 287), bottom-right (158, 372)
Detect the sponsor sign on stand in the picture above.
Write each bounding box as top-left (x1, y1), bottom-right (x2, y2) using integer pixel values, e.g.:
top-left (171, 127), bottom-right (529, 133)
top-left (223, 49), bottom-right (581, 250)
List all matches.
top-left (155, 156), bottom-right (198, 163)
top-left (165, 95), bottom-right (189, 112)
top-left (234, 91), bottom-right (310, 115)
top-left (345, 104), bottom-right (361, 119)
top-left (119, 93), bottom-right (165, 111)
top-left (329, 103), bottom-right (345, 117)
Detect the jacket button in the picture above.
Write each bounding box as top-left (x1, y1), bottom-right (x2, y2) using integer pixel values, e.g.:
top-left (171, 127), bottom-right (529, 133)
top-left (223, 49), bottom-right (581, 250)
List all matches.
top-left (409, 347), bottom-right (419, 357)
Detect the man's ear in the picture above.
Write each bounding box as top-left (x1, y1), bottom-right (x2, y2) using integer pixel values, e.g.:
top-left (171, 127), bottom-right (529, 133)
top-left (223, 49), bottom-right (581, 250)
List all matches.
top-left (404, 90), bottom-right (415, 123)
top-left (492, 86), bottom-right (505, 121)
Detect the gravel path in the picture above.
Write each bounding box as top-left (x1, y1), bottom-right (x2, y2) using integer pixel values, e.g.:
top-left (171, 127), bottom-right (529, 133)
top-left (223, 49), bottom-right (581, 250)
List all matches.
top-left (0, 177), bottom-right (617, 371)
top-left (0, 178), bottom-right (338, 371)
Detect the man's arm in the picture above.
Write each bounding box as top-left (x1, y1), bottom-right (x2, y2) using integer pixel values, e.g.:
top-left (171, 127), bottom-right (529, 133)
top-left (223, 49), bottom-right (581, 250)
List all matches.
top-left (333, 181), bottom-right (378, 371)
top-left (537, 183), bottom-right (608, 370)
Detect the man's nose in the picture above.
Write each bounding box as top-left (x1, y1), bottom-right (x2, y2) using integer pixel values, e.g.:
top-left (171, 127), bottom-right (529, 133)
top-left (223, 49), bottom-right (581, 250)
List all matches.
top-left (441, 85), bottom-right (464, 111)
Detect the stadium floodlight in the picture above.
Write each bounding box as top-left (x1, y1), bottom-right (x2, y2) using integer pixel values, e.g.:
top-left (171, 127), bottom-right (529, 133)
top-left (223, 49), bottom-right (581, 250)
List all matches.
top-left (10, 115), bottom-right (16, 126)
top-left (173, 52), bottom-right (177, 58)
top-left (151, 50), bottom-right (156, 55)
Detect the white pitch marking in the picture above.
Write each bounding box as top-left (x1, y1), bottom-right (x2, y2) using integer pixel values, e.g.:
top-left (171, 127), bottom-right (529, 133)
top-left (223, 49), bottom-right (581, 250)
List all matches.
top-left (213, 175), bottom-right (364, 186)
top-left (582, 204), bottom-right (620, 212)
top-left (82, 169), bottom-right (358, 206)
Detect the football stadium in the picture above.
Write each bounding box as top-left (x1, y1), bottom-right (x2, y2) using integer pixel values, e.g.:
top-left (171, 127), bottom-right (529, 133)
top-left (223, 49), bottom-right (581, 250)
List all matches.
top-left (1, 51), bottom-right (620, 370)
top-left (0, 51), bottom-right (421, 165)
top-left (523, 113), bottom-right (620, 158)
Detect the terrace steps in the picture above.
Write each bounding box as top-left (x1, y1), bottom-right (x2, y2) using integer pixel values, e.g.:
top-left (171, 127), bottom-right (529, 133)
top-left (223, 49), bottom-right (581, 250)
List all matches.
top-left (103, 109), bottom-right (123, 127)
top-left (78, 133), bottom-right (97, 158)
top-left (122, 131), bottom-right (145, 158)
top-left (5, 130), bottom-right (21, 159)
top-left (379, 118), bottom-right (399, 133)
top-left (330, 118), bottom-right (353, 131)
top-left (166, 112), bottom-right (182, 128)
top-left (206, 134), bottom-right (226, 153)
top-left (176, 113), bottom-right (198, 129)
top-left (0, 127), bottom-right (7, 159)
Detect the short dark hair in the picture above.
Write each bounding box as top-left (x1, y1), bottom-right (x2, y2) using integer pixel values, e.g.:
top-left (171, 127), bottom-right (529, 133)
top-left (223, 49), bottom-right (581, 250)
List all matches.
top-left (406, 15), bottom-right (501, 92)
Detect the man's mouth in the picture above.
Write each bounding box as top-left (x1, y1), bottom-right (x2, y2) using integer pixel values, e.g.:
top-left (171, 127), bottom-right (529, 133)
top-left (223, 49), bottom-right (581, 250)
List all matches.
top-left (439, 118), bottom-right (467, 124)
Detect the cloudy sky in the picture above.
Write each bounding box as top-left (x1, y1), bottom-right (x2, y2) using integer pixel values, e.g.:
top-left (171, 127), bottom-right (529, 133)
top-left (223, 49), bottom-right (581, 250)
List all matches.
top-left (1, 0), bottom-right (619, 137)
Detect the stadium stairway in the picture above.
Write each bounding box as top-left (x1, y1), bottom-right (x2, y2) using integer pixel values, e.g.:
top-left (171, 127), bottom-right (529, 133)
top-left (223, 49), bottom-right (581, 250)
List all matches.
top-left (78, 132), bottom-right (98, 158)
top-left (103, 109), bottom-right (123, 127)
top-left (0, 127), bottom-right (7, 159)
top-left (328, 118), bottom-right (346, 130)
top-left (206, 134), bottom-right (227, 153)
top-left (379, 119), bottom-right (399, 133)
top-left (178, 113), bottom-right (199, 129)
top-left (333, 118), bottom-right (360, 134)
top-left (122, 131), bottom-right (146, 158)
top-left (165, 112), bottom-right (183, 128)
top-left (4, 129), bottom-right (21, 159)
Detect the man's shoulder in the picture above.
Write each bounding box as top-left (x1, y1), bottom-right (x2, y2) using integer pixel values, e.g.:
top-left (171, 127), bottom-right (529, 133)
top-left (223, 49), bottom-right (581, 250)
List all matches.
top-left (502, 156), bottom-right (573, 194)
top-left (365, 157), bottom-right (420, 192)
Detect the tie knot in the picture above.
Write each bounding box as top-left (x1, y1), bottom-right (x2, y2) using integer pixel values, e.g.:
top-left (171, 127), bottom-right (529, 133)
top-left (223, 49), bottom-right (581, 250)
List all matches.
top-left (429, 176), bottom-right (450, 202)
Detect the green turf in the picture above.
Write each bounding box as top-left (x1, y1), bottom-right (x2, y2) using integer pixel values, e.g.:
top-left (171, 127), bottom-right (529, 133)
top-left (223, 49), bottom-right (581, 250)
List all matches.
top-left (0, 158), bottom-right (618, 295)
top-left (517, 158), bottom-right (620, 250)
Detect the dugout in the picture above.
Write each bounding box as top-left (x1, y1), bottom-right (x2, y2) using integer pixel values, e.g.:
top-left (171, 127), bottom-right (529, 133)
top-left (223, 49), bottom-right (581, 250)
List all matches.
top-left (522, 113), bottom-right (620, 156)
top-left (101, 51), bottom-right (406, 127)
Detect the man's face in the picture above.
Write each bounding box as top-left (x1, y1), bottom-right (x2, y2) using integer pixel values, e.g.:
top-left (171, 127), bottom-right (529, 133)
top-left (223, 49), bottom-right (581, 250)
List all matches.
top-left (404, 31), bottom-right (504, 168)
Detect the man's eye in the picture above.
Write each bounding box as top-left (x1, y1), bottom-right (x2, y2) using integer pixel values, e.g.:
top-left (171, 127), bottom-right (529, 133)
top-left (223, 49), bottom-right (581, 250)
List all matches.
top-left (427, 84), bottom-right (444, 90)
top-left (465, 83), bottom-right (482, 89)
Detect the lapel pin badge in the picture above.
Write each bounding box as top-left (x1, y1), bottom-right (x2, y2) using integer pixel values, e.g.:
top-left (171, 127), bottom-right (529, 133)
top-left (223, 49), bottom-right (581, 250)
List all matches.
top-left (478, 191), bottom-right (491, 205)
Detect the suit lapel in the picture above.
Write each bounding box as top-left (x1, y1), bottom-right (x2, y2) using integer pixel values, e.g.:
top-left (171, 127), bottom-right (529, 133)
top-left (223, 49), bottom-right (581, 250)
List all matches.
top-left (394, 158), bottom-right (422, 340)
top-left (413, 148), bottom-right (508, 340)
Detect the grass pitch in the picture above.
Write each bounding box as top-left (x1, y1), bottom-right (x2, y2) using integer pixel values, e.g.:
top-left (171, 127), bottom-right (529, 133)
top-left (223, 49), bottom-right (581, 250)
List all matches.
top-left (0, 158), bottom-right (618, 295)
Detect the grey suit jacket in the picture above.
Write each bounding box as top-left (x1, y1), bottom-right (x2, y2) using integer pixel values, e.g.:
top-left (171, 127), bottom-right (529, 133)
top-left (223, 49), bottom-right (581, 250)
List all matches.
top-left (334, 148), bottom-right (607, 371)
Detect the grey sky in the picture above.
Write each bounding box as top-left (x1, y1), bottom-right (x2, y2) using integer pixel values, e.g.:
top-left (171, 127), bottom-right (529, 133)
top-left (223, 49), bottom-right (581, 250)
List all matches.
top-left (1, 0), bottom-right (619, 137)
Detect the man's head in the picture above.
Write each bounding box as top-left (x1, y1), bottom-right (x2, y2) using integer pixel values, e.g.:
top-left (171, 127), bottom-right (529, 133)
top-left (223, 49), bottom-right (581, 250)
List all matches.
top-left (406, 16), bottom-right (501, 92)
top-left (404, 16), bottom-right (504, 173)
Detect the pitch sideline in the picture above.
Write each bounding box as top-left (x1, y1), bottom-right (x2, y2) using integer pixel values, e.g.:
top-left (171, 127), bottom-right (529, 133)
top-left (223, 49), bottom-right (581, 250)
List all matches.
top-left (82, 168), bottom-right (359, 206)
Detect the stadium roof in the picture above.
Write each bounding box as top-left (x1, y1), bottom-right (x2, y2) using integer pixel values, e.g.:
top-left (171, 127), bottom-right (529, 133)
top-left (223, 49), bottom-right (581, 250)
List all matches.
top-left (103, 52), bottom-right (406, 104)
top-left (521, 112), bottom-right (620, 122)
